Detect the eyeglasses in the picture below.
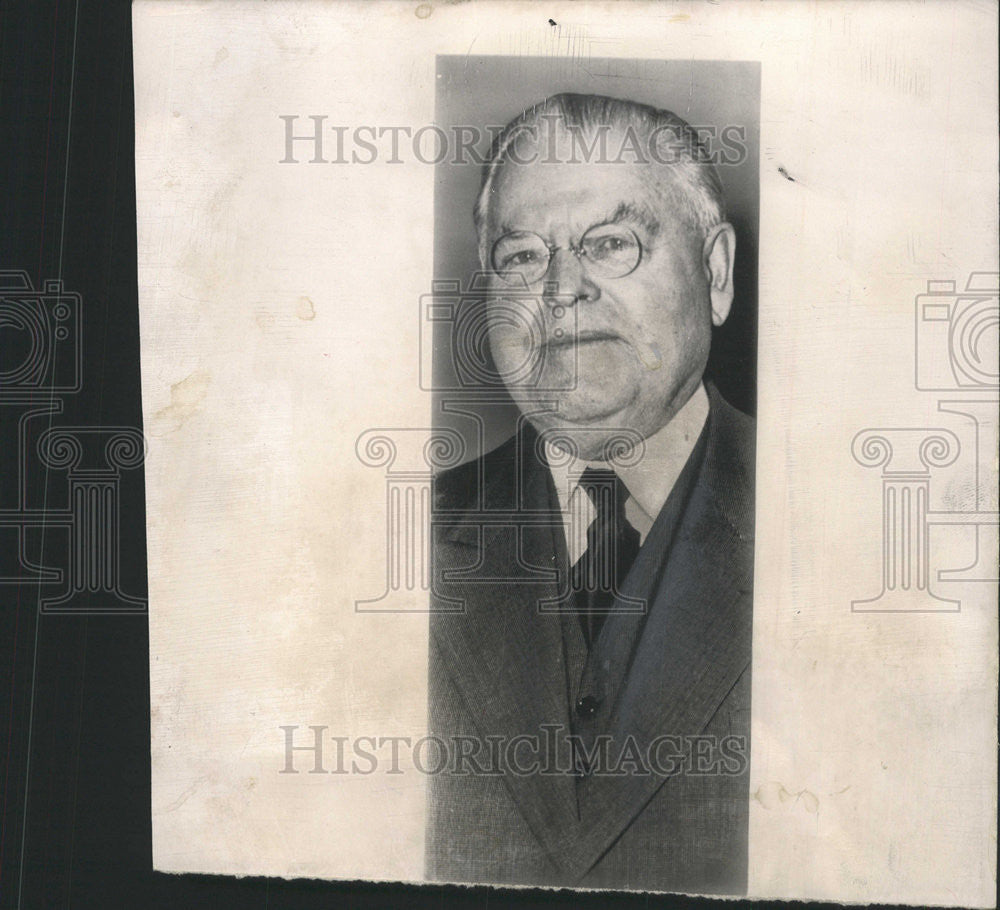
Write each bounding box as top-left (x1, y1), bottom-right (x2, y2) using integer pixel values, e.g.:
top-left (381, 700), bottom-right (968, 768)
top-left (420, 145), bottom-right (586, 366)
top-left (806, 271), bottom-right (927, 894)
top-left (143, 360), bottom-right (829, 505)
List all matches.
top-left (490, 223), bottom-right (643, 286)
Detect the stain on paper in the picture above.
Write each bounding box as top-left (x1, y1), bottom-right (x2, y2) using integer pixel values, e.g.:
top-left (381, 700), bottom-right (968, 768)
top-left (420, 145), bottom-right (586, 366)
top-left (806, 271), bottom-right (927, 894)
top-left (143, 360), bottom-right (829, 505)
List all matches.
top-left (151, 370), bottom-right (211, 436)
top-left (296, 296), bottom-right (316, 320)
top-left (753, 781), bottom-right (820, 814)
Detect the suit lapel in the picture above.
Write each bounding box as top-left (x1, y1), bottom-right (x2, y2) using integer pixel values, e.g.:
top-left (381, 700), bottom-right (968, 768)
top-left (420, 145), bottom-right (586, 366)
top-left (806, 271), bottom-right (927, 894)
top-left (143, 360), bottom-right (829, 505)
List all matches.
top-left (567, 394), bottom-right (755, 877)
top-left (430, 426), bottom-right (581, 870)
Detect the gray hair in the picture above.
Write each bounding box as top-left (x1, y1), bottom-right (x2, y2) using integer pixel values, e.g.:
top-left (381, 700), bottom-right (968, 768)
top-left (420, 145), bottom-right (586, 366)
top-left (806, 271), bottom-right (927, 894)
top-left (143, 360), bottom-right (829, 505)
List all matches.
top-left (474, 93), bottom-right (726, 265)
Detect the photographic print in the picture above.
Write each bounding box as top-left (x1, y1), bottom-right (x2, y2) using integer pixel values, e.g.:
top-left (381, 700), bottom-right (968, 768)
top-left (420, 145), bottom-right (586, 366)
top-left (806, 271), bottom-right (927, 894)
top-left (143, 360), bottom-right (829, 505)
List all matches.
top-left (131, 2), bottom-right (997, 905)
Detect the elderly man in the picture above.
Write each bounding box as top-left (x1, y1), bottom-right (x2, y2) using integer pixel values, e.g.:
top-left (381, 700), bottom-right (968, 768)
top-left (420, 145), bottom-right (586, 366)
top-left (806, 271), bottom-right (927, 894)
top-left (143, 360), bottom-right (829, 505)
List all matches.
top-left (427, 93), bottom-right (754, 895)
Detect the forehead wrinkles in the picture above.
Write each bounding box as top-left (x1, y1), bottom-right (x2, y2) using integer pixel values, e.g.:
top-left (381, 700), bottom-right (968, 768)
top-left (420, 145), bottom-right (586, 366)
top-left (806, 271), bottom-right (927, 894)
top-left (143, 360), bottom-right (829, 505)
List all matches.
top-left (489, 154), bottom-right (666, 237)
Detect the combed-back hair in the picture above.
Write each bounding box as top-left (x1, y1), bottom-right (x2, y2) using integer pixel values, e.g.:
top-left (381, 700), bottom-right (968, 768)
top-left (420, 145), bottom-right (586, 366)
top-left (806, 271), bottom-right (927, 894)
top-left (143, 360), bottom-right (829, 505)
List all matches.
top-left (474, 93), bottom-right (726, 265)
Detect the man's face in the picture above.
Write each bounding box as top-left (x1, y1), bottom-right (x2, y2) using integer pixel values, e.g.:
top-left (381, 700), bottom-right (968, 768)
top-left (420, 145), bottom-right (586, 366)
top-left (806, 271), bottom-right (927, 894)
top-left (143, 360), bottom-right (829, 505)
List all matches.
top-left (484, 128), bottom-right (733, 455)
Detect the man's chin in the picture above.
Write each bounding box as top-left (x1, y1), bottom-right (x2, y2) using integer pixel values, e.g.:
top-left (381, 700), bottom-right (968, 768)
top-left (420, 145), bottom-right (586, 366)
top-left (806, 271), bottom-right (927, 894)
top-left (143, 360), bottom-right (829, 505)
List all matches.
top-left (552, 406), bottom-right (628, 427)
top-left (515, 390), bottom-right (629, 426)
top-left (518, 395), bottom-right (648, 460)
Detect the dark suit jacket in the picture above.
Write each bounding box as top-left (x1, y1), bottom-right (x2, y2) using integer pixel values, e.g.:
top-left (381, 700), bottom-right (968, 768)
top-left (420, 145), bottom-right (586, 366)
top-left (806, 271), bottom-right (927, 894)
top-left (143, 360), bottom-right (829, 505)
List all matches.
top-left (426, 385), bottom-right (755, 894)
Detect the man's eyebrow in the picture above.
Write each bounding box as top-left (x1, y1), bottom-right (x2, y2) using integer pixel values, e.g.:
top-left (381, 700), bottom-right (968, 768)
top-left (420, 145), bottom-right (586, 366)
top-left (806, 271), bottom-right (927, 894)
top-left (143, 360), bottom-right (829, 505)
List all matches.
top-left (603, 202), bottom-right (661, 236)
top-left (493, 203), bottom-right (660, 239)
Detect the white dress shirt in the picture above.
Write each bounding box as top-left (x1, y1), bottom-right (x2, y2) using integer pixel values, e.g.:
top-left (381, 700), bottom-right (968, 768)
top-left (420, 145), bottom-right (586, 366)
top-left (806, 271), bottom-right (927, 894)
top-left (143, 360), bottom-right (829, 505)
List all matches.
top-left (544, 383), bottom-right (709, 566)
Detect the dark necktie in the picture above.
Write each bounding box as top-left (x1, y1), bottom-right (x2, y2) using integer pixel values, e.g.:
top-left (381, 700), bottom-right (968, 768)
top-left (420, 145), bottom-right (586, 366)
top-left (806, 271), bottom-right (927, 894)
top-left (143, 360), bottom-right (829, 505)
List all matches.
top-left (571, 467), bottom-right (641, 648)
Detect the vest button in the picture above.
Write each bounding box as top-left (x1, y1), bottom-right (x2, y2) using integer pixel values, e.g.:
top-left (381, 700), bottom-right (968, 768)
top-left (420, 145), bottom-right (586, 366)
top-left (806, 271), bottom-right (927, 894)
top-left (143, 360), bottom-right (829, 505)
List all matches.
top-left (575, 695), bottom-right (600, 719)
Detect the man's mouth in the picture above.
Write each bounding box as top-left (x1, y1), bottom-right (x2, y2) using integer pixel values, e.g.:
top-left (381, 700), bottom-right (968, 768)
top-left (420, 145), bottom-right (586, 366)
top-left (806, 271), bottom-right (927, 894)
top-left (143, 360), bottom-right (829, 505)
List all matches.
top-left (544, 329), bottom-right (622, 350)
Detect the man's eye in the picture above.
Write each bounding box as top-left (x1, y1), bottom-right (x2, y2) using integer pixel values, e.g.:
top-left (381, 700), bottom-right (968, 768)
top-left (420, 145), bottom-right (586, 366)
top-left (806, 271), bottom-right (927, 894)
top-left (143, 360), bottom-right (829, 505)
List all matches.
top-left (588, 234), bottom-right (636, 259)
top-left (504, 250), bottom-right (539, 267)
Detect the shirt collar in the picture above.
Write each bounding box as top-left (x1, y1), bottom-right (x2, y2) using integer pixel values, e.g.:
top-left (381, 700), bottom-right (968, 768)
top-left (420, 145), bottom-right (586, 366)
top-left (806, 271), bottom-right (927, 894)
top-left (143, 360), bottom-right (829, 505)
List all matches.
top-left (545, 382), bottom-right (710, 535)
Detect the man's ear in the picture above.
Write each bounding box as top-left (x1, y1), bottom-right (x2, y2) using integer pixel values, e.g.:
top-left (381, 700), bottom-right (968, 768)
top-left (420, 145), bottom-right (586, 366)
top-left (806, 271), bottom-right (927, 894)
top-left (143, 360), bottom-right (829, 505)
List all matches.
top-left (702, 222), bottom-right (736, 327)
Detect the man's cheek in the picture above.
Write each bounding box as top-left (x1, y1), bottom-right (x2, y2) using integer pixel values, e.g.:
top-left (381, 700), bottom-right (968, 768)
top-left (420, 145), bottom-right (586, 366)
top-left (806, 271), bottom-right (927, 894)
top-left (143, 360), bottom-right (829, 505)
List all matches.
top-left (489, 324), bottom-right (530, 355)
top-left (488, 327), bottom-right (539, 380)
top-left (576, 339), bottom-right (638, 376)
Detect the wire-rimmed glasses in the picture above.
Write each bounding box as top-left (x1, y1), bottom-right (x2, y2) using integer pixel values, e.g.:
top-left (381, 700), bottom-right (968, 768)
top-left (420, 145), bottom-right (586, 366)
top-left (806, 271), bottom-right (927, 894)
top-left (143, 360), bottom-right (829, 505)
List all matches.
top-left (490, 223), bottom-right (643, 286)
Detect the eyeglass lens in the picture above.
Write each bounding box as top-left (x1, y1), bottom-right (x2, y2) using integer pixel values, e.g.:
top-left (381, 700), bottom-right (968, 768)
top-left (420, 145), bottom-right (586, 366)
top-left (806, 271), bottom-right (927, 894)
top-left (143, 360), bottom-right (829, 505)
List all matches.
top-left (491, 224), bottom-right (641, 284)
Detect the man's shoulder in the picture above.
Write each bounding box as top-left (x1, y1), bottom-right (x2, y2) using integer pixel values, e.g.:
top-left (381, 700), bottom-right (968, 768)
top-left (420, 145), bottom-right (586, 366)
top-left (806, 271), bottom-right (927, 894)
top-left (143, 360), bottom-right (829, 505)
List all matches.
top-left (711, 390), bottom-right (755, 463)
top-left (704, 385), bottom-right (756, 536)
top-left (432, 430), bottom-right (523, 512)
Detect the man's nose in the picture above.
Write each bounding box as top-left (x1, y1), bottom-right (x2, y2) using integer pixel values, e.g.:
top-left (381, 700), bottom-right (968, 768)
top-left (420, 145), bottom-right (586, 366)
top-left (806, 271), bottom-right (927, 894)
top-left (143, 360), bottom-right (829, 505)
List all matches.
top-left (544, 248), bottom-right (601, 305)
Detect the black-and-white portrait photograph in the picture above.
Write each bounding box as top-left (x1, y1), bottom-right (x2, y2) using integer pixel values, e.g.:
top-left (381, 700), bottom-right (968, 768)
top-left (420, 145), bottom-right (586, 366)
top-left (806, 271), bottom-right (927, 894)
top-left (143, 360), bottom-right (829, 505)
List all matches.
top-left (426, 59), bottom-right (759, 893)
